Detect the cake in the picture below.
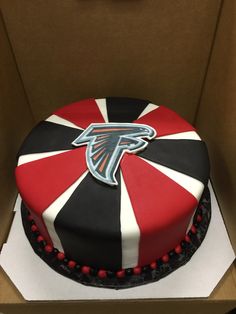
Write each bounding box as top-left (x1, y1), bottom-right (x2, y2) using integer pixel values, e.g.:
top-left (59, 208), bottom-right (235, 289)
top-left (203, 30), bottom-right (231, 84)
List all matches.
top-left (15, 97), bottom-right (211, 289)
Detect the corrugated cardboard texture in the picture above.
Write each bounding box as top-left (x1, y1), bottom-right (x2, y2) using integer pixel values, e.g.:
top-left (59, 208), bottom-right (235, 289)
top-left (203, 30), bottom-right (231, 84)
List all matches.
top-left (196, 0), bottom-right (236, 253)
top-left (0, 12), bottom-right (34, 247)
top-left (1, 0), bottom-right (221, 123)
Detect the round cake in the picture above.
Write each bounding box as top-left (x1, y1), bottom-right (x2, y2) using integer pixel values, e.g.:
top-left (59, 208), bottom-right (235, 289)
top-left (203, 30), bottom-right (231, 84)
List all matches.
top-left (15, 97), bottom-right (211, 288)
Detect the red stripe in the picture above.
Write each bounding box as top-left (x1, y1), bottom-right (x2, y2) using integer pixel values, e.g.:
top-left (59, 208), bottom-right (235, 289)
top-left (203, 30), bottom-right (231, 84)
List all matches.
top-left (54, 99), bottom-right (105, 129)
top-left (15, 148), bottom-right (87, 243)
top-left (134, 106), bottom-right (195, 137)
top-left (120, 154), bottom-right (197, 266)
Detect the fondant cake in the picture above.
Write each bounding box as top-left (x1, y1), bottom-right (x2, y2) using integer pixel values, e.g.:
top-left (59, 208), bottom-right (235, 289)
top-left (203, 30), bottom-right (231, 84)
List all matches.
top-left (15, 97), bottom-right (211, 289)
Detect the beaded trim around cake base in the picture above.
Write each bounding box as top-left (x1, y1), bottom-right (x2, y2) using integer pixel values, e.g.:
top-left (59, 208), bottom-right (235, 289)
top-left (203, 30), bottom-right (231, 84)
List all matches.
top-left (21, 187), bottom-right (211, 289)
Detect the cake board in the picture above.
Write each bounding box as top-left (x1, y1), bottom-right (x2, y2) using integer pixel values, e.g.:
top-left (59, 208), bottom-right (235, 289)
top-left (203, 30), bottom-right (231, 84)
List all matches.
top-left (0, 182), bottom-right (235, 300)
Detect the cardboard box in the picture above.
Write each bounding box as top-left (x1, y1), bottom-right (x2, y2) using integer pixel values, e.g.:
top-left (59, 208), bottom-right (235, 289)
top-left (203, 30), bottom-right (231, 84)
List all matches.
top-left (0, 1), bottom-right (235, 313)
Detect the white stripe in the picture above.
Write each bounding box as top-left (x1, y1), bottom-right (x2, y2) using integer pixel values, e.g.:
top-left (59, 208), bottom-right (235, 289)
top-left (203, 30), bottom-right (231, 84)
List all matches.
top-left (46, 114), bottom-right (83, 130)
top-left (156, 131), bottom-right (201, 140)
top-left (137, 103), bottom-right (159, 119)
top-left (96, 98), bottom-right (108, 122)
top-left (140, 157), bottom-right (204, 201)
top-left (120, 171), bottom-right (140, 268)
top-left (18, 150), bottom-right (69, 166)
top-left (42, 170), bottom-right (89, 252)
top-left (186, 209), bottom-right (197, 233)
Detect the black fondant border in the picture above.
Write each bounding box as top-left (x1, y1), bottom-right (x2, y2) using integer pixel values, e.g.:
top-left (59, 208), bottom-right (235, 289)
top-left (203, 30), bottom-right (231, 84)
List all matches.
top-left (21, 187), bottom-right (211, 289)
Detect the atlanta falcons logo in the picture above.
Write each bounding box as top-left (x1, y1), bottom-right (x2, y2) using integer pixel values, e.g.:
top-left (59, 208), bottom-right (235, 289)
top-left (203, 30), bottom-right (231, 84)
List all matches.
top-left (72, 123), bottom-right (156, 186)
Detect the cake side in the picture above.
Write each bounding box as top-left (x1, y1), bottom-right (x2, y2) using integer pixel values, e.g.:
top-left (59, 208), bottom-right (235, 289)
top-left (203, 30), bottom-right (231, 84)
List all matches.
top-left (20, 186), bottom-right (211, 288)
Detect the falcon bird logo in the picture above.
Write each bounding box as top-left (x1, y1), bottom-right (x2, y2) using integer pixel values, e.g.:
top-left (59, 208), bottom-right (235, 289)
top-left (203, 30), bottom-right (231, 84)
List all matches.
top-left (72, 123), bottom-right (156, 186)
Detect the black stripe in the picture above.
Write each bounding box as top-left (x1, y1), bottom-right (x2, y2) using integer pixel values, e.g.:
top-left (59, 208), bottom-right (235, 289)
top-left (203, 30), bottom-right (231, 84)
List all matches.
top-left (139, 139), bottom-right (210, 185)
top-left (54, 171), bottom-right (122, 270)
top-left (106, 97), bottom-right (149, 122)
top-left (17, 121), bottom-right (82, 157)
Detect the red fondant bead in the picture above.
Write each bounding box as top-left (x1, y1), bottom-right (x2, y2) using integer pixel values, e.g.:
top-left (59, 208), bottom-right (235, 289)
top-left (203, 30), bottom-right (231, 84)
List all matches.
top-left (197, 215), bottom-right (202, 222)
top-left (31, 224), bottom-right (38, 232)
top-left (175, 245), bottom-right (182, 254)
top-left (37, 235), bottom-right (44, 242)
top-left (57, 252), bottom-right (65, 260)
top-left (191, 225), bottom-right (197, 234)
top-left (133, 266), bottom-right (141, 275)
top-left (82, 266), bottom-right (90, 274)
top-left (27, 215), bottom-right (33, 221)
top-left (150, 261), bottom-right (157, 269)
top-left (44, 244), bottom-right (53, 253)
top-left (68, 260), bottom-right (76, 269)
top-left (185, 235), bottom-right (191, 243)
top-left (116, 270), bottom-right (125, 278)
top-left (162, 254), bottom-right (169, 263)
top-left (98, 270), bottom-right (107, 278)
